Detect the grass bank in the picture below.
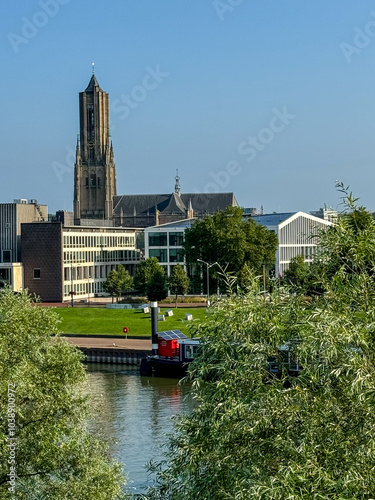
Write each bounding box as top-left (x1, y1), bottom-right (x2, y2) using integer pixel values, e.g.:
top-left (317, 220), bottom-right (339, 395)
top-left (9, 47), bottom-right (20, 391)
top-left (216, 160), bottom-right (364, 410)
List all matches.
top-left (55, 307), bottom-right (207, 336)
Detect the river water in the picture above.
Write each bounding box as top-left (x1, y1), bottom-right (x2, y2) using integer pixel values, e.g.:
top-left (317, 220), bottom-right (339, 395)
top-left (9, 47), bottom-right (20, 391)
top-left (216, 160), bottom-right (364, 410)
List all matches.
top-left (85, 364), bottom-right (194, 496)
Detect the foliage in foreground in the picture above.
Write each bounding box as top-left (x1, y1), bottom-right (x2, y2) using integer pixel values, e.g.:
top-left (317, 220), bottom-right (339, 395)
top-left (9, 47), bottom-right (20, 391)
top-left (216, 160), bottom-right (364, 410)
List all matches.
top-left (0, 289), bottom-right (128, 499)
top-left (144, 190), bottom-right (375, 499)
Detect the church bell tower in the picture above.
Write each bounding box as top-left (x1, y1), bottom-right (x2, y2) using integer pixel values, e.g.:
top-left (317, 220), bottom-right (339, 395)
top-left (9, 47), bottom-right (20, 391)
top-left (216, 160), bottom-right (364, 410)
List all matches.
top-left (74, 70), bottom-right (117, 222)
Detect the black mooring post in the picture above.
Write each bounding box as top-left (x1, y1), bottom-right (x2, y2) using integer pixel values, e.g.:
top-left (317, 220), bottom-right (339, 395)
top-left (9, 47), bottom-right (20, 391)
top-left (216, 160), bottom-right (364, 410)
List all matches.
top-left (151, 301), bottom-right (158, 355)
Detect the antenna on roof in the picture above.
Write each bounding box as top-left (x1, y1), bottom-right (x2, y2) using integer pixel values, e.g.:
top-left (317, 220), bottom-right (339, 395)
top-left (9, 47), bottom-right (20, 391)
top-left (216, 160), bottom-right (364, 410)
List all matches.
top-left (92, 62), bottom-right (95, 75)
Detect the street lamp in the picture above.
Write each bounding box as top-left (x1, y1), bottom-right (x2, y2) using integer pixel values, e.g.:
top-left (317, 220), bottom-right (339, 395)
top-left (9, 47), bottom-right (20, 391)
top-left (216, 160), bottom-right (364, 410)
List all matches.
top-left (197, 259), bottom-right (217, 306)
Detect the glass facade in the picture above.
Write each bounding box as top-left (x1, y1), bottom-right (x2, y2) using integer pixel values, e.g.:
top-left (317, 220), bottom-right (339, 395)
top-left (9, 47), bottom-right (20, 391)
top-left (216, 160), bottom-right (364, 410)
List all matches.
top-left (169, 232), bottom-right (184, 246)
top-left (149, 232), bottom-right (167, 247)
top-left (149, 249), bottom-right (168, 262)
top-left (169, 248), bottom-right (184, 262)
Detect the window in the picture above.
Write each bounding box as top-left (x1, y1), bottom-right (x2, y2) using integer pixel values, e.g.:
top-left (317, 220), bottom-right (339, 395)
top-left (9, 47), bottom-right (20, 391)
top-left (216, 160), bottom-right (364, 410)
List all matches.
top-left (87, 104), bottom-right (94, 141)
top-left (149, 249), bottom-right (168, 263)
top-left (0, 268), bottom-right (10, 287)
top-left (2, 250), bottom-right (11, 263)
top-left (169, 249), bottom-right (184, 263)
top-left (33, 269), bottom-right (41, 279)
top-left (169, 232), bottom-right (184, 246)
top-left (149, 232), bottom-right (167, 247)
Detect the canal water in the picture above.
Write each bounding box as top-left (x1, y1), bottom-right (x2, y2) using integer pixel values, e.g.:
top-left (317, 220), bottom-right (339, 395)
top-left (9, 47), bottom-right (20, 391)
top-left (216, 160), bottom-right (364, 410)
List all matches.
top-left (85, 364), bottom-right (194, 496)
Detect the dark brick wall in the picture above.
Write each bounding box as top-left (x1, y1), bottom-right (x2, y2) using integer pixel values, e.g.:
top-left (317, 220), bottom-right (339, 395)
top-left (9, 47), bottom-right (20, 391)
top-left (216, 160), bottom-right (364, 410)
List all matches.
top-left (21, 223), bottom-right (63, 302)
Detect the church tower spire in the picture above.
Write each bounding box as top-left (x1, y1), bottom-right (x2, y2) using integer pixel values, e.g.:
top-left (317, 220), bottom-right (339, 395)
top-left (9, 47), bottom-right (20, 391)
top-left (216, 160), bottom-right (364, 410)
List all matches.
top-left (174, 169), bottom-right (181, 196)
top-left (74, 72), bottom-right (117, 222)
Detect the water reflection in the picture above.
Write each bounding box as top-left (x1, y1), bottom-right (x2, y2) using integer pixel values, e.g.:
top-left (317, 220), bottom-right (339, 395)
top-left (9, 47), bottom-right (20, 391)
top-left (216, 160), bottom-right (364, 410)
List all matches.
top-left (85, 364), bottom-right (193, 494)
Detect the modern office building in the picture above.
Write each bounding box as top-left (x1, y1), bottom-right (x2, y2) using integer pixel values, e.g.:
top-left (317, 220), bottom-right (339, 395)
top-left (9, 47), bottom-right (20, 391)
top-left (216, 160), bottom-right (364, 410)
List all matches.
top-left (144, 219), bottom-right (195, 276)
top-left (22, 222), bottom-right (141, 302)
top-left (0, 199), bottom-right (48, 291)
top-left (248, 211), bottom-right (332, 276)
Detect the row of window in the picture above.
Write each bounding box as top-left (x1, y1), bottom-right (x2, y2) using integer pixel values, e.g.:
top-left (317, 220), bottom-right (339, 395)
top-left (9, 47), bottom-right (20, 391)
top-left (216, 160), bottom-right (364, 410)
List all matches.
top-left (63, 264), bottom-right (118, 281)
top-left (63, 250), bottom-right (140, 264)
top-left (63, 279), bottom-right (113, 297)
top-left (148, 232), bottom-right (184, 247)
top-left (279, 246), bottom-right (316, 262)
top-left (149, 248), bottom-right (184, 263)
top-left (63, 235), bottom-right (135, 248)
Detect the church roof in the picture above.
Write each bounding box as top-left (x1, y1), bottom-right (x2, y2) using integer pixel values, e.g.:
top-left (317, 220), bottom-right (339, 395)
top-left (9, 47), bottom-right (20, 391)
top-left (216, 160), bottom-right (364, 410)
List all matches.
top-left (113, 192), bottom-right (238, 216)
top-left (181, 192), bottom-right (238, 214)
top-left (85, 74), bottom-right (102, 92)
top-left (163, 192), bottom-right (186, 213)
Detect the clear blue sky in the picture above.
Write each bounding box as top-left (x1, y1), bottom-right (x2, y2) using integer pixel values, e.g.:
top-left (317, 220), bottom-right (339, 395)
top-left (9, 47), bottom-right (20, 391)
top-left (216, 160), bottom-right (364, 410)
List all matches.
top-left (1, 0), bottom-right (375, 214)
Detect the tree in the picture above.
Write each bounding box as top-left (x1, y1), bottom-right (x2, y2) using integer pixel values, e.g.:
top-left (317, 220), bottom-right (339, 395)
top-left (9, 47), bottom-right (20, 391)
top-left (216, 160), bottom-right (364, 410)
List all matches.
top-left (103, 269), bottom-right (122, 303)
top-left (0, 288), bottom-right (127, 499)
top-left (116, 265), bottom-right (133, 298)
top-left (103, 265), bottom-right (133, 303)
top-left (133, 257), bottom-right (162, 296)
top-left (168, 265), bottom-right (190, 307)
top-left (146, 268), bottom-right (168, 302)
top-left (282, 254), bottom-right (310, 287)
top-left (145, 190), bottom-right (375, 499)
top-left (183, 206), bottom-right (278, 291)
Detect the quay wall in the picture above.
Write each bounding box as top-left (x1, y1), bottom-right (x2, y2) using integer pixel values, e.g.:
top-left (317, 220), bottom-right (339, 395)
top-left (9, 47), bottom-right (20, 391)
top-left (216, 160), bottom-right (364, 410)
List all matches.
top-left (79, 347), bottom-right (151, 365)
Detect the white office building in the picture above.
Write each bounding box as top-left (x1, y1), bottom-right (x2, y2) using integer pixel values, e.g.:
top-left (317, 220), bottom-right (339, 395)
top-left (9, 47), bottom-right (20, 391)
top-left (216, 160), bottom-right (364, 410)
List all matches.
top-left (144, 219), bottom-right (195, 276)
top-left (248, 212), bottom-right (332, 276)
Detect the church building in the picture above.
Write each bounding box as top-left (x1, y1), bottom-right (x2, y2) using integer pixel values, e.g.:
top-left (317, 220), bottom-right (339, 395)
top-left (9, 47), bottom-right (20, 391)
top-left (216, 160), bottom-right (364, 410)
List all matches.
top-left (73, 72), bottom-right (116, 223)
top-left (74, 72), bottom-right (238, 228)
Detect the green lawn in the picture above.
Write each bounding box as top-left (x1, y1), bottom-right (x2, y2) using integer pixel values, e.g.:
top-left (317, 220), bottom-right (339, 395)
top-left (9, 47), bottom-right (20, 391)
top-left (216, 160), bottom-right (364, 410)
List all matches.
top-left (54, 307), bottom-right (207, 336)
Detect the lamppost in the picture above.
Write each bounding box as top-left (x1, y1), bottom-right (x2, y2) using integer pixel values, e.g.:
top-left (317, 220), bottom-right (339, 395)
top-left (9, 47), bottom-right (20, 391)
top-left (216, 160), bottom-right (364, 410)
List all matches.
top-left (197, 259), bottom-right (217, 306)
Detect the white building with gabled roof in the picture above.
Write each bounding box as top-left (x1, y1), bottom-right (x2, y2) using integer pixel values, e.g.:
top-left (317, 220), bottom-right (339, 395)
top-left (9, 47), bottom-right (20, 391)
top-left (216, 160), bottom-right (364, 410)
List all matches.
top-left (248, 211), bottom-right (333, 276)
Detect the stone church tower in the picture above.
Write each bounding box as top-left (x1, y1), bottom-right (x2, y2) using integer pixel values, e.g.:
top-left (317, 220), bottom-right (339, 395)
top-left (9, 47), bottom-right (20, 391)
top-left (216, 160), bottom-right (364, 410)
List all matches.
top-left (74, 72), bottom-right (117, 222)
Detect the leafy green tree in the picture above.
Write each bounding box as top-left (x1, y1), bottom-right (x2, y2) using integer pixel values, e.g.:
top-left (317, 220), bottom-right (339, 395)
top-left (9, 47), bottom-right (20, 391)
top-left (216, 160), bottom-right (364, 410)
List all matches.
top-left (116, 264), bottom-right (133, 298)
top-left (283, 254), bottom-right (310, 287)
top-left (168, 265), bottom-right (190, 307)
top-left (0, 288), bottom-right (127, 499)
top-left (133, 257), bottom-right (162, 296)
top-left (145, 190), bottom-right (375, 499)
top-left (103, 265), bottom-right (133, 303)
top-left (103, 269), bottom-right (122, 303)
top-left (146, 268), bottom-right (168, 302)
top-left (183, 206), bottom-right (278, 291)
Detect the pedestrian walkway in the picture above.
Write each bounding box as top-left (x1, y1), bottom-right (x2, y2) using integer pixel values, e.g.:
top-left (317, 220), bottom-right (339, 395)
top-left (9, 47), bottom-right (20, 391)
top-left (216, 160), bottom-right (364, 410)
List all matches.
top-left (64, 336), bottom-right (151, 350)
